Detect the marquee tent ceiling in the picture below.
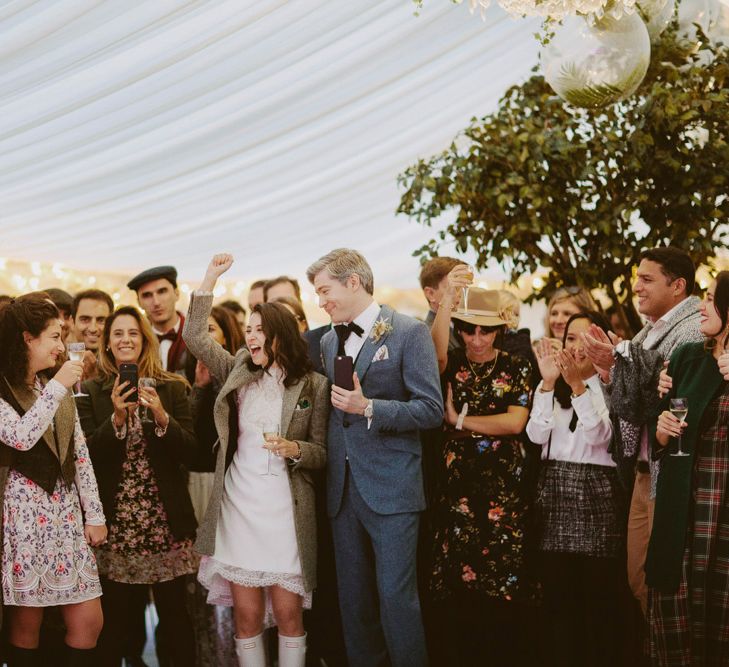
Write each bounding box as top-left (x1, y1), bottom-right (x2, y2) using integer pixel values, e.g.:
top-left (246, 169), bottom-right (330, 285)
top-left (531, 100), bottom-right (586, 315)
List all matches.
top-left (0, 0), bottom-right (539, 288)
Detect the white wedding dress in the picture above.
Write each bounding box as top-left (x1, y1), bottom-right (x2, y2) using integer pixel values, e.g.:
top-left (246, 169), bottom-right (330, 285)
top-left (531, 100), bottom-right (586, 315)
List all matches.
top-left (198, 367), bottom-right (310, 627)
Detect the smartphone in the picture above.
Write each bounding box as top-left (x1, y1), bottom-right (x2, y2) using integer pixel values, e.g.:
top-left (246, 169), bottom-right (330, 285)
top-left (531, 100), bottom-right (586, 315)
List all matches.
top-left (334, 355), bottom-right (354, 391)
top-left (118, 362), bottom-right (139, 401)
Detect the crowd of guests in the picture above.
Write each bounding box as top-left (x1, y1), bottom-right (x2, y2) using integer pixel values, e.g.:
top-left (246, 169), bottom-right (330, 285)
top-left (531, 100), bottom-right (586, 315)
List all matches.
top-left (0, 244), bottom-right (725, 667)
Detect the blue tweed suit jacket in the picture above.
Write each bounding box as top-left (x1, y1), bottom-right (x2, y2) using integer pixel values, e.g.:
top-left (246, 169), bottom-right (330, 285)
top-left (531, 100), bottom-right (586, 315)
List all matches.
top-left (321, 304), bottom-right (444, 517)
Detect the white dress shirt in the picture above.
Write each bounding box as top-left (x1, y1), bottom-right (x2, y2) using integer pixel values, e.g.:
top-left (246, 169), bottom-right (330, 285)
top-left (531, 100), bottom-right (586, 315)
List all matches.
top-left (526, 375), bottom-right (615, 467)
top-left (342, 301), bottom-right (381, 361)
top-left (152, 316), bottom-right (181, 371)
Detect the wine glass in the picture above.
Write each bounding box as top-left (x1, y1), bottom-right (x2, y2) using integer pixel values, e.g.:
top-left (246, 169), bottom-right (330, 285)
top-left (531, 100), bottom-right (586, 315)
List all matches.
top-left (67, 343), bottom-right (88, 397)
top-left (462, 265), bottom-right (475, 315)
top-left (139, 378), bottom-right (156, 423)
top-left (669, 398), bottom-right (689, 457)
top-left (260, 423), bottom-right (280, 476)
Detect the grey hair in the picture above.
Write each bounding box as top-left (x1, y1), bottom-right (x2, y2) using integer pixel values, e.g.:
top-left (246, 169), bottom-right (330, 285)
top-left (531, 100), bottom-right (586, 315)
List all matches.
top-left (306, 248), bottom-right (375, 295)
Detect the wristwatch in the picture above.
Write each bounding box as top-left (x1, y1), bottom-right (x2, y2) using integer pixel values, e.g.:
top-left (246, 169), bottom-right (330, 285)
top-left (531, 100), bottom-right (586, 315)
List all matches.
top-left (363, 399), bottom-right (374, 420)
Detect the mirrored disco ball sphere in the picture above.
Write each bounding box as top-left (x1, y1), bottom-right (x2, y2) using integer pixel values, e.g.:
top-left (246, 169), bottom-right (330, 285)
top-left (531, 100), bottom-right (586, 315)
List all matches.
top-left (542, 13), bottom-right (651, 108)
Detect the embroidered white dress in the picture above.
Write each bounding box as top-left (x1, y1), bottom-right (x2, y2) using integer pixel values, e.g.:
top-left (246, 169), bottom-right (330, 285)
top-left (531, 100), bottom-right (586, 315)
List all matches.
top-left (198, 368), bottom-right (309, 627)
top-left (0, 379), bottom-right (105, 606)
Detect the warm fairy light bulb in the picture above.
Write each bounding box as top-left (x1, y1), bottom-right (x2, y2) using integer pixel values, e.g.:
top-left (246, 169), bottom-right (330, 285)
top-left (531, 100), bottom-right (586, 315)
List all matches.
top-left (29, 278), bottom-right (40, 290)
top-left (533, 277), bottom-right (545, 289)
top-left (30, 261), bottom-right (42, 276)
top-left (87, 276), bottom-right (96, 285)
top-left (213, 284), bottom-right (227, 297)
top-left (180, 284), bottom-right (191, 294)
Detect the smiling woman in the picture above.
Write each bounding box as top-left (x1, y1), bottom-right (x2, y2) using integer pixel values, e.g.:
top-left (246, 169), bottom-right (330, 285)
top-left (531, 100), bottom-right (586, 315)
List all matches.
top-left (183, 254), bottom-right (328, 666)
top-left (75, 305), bottom-right (198, 666)
top-left (0, 293), bottom-right (106, 664)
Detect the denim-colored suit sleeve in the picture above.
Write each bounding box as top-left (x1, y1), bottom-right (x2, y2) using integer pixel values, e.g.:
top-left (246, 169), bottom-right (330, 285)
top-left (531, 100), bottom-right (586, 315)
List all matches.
top-left (370, 321), bottom-right (443, 432)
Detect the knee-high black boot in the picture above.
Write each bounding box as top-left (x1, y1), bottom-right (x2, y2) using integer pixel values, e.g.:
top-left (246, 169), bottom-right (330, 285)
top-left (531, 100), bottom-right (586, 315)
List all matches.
top-left (6, 645), bottom-right (40, 666)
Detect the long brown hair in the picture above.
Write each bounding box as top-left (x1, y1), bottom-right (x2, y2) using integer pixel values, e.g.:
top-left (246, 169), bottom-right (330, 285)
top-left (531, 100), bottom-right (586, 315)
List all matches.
top-left (210, 306), bottom-right (244, 354)
top-left (246, 302), bottom-right (312, 387)
top-left (0, 292), bottom-right (60, 387)
top-left (97, 306), bottom-right (189, 387)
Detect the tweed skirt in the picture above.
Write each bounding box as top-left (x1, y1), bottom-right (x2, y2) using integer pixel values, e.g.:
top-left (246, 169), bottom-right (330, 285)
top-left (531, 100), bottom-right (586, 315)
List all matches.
top-left (535, 460), bottom-right (624, 558)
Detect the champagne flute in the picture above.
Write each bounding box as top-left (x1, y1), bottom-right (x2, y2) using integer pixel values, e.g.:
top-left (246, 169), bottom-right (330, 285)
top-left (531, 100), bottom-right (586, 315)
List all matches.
top-left (260, 423), bottom-right (280, 476)
top-left (462, 264), bottom-right (475, 315)
top-left (669, 397), bottom-right (689, 457)
top-left (139, 378), bottom-right (156, 423)
top-left (67, 342), bottom-right (88, 397)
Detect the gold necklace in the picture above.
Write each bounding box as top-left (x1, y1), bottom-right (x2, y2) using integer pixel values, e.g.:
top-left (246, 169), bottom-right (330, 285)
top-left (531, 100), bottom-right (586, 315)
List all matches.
top-left (466, 350), bottom-right (499, 383)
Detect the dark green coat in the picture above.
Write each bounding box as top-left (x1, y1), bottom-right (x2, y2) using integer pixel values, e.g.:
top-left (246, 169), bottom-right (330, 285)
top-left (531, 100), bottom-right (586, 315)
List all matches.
top-left (76, 376), bottom-right (198, 540)
top-left (645, 342), bottom-right (725, 592)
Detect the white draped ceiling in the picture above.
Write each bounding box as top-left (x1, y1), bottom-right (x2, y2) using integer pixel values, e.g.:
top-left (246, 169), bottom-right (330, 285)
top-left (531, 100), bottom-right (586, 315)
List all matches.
top-left (0, 0), bottom-right (539, 288)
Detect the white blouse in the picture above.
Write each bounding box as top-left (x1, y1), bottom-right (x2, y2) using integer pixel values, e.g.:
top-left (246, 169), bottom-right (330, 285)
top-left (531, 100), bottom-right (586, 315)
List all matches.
top-left (526, 374), bottom-right (615, 467)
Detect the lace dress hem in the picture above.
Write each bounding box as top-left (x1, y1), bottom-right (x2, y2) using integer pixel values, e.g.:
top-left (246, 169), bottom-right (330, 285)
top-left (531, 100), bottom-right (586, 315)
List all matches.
top-left (198, 556), bottom-right (311, 629)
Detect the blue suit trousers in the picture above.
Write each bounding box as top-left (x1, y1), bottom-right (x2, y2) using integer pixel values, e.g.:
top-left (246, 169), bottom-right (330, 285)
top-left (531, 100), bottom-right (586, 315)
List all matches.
top-left (331, 466), bottom-right (427, 667)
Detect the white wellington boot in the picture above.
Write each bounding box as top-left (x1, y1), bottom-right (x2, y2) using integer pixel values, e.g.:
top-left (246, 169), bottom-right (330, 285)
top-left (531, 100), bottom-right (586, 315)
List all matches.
top-left (235, 632), bottom-right (266, 667)
top-left (278, 632), bottom-right (307, 667)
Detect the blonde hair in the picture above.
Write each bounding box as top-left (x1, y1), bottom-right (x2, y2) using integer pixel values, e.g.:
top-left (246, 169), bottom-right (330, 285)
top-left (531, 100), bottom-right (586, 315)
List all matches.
top-left (306, 248), bottom-right (374, 295)
top-left (498, 290), bottom-right (521, 330)
top-left (544, 287), bottom-right (598, 338)
top-left (97, 306), bottom-right (189, 388)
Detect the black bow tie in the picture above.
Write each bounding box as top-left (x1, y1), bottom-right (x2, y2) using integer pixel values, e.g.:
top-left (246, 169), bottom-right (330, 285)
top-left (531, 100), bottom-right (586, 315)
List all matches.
top-left (157, 330), bottom-right (177, 343)
top-left (334, 322), bottom-right (364, 356)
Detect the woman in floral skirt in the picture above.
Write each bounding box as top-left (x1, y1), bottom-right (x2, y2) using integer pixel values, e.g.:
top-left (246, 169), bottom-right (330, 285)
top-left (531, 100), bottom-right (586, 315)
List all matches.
top-left (77, 305), bottom-right (198, 666)
top-left (0, 293), bottom-right (107, 666)
top-left (430, 267), bottom-right (535, 667)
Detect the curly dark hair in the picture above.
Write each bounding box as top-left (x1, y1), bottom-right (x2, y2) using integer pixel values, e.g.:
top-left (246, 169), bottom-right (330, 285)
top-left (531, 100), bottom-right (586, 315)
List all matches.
top-left (246, 302), bottom-right (312, 386)
top-left (0, 292), bottom-right (60, 387)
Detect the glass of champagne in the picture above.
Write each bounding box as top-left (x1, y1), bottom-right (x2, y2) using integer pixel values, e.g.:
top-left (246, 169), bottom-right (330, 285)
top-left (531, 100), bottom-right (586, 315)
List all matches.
top-left (261, 423), bottom-right (280, 476)
top-left (67, 343), bottom-right (88, 397)
top-left (139, 378), bottom-right (156, 423)
top-left (669, 397), bottom-right (689, 457)
top-left (462, 264), bottom-right (475, 315)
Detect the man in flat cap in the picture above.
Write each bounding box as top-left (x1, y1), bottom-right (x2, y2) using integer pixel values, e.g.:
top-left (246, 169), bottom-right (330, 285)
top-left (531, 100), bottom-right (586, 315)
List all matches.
top-left (127, 265), bottom-right (190, 375)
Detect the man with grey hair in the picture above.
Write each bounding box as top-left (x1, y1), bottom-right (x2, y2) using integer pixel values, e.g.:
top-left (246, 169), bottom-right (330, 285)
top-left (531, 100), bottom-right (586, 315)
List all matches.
top-left (307, 248), bottom-right (443, 667)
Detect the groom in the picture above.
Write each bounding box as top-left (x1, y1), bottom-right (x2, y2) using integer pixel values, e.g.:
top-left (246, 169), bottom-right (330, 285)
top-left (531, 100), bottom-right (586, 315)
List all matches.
top-left (306, 248), bottom-right (443, 667)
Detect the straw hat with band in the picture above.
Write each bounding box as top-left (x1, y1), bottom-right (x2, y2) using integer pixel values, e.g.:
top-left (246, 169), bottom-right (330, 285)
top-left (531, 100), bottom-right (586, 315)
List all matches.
top-left (451, 288), bottom-right (509, 328)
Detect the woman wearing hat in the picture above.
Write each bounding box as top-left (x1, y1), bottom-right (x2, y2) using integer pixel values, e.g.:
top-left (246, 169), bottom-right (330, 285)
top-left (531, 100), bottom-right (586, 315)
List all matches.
top-left (429, 264), bottom-right (535, 666)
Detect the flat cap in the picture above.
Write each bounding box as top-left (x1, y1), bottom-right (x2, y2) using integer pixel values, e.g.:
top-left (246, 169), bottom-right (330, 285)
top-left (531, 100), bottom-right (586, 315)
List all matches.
top-left (127, 266), bottom-right (178, 292)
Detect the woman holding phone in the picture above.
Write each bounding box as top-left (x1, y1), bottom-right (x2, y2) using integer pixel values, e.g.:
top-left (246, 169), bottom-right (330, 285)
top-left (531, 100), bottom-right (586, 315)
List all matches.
top-left (76, 305), bottom-right (198, 666)
top-left (0, 293), bottom-right (107, 666)
top-left (183, 254), bottom-right (328, 667)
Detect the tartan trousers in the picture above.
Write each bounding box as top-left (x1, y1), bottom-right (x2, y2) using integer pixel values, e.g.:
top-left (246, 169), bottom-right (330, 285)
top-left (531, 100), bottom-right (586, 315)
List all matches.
top-left (649, 389), bottom-right (729, 666)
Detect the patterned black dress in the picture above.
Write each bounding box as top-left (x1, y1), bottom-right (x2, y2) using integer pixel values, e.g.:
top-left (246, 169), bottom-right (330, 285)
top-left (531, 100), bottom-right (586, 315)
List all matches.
top-left (431, 348), bottom-right (534, 602)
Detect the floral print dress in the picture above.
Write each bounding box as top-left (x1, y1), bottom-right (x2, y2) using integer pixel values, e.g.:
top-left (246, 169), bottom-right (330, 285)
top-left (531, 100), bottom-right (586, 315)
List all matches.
top-left (0, 378), bottom-right (105, 606)
top-left (431, 348), bottom-right (535, 602)
top-left (94, 413), bottom-right (198, 584)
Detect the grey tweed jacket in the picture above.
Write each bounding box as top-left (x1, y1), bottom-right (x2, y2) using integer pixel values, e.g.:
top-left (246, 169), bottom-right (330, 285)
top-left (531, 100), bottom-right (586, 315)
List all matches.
top-left (606, 295), bottom-right (702, 496)
top-left (182, 292), bottom-right (329, 592)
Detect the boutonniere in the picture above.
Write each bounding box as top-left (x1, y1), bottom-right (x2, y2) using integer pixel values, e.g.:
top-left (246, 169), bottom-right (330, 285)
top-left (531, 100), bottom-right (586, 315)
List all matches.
top-left (370, 317), bottom-right (393, 344)
top-left (296, 398), bottom-right (311, 410)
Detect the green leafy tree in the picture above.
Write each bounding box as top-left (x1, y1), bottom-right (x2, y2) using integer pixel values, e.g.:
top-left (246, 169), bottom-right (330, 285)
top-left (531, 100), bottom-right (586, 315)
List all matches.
top-left (397, 27), bottom-right (728, 333)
